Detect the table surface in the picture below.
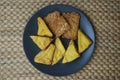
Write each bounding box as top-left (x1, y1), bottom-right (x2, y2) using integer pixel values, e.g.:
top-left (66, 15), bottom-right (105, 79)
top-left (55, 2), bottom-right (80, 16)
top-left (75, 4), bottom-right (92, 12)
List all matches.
top-left (0, 0), bottom-right (120, 80)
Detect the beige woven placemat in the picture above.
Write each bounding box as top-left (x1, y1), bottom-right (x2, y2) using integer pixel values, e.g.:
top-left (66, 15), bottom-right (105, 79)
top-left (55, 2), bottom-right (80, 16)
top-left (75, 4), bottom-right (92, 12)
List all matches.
top-left (0, 0), bottom-right (120, 80)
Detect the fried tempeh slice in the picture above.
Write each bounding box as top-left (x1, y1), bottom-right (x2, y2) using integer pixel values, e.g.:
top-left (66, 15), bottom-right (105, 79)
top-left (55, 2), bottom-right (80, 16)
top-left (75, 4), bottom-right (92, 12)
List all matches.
top-left (44, 11), bottom-right (70, 37)
top-left (30, 36), bottom-right (53, 50)
top-left (62, 40), bottom-right (79, 63)
top-left (34, 44), bottom-right (55, 65)
top-left (62, 12), bottom-right (80, 40)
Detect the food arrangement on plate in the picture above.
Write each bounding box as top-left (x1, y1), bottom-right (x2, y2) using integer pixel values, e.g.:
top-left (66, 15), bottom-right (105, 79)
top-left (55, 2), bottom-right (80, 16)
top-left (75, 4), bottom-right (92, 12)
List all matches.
top-left (30, 11), bottom-right (92, 65)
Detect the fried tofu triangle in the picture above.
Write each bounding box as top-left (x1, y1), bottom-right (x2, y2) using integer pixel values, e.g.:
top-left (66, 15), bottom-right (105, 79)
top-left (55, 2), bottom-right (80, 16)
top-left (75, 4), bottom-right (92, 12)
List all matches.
top-left (62, 40), bottom-right (79, 63)
top-left (44, 11), bottom-right (70, 37)
top-left (34, 44), bottom-right (55, 65)
top-left (37, 17), bottom-right (53, 37)
top-left (52, 38), bottom-right (65, 65)
top-left (30, 36), bottom-right (53, 50)
top-left (78, 29), bottom-right (92, 53)
top-left (62, 12), bottom-right (80, 40)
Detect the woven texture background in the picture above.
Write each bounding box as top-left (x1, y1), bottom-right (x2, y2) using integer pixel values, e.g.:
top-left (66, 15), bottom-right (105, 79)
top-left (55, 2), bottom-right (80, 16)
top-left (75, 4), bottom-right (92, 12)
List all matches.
top-left (0, 0), bottom-right (120, 80)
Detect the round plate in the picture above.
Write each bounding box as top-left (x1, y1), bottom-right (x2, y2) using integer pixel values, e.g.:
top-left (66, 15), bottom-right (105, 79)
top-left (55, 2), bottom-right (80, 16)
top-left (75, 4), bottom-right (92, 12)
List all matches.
top-left (23, 4), bottom-right (95, 76)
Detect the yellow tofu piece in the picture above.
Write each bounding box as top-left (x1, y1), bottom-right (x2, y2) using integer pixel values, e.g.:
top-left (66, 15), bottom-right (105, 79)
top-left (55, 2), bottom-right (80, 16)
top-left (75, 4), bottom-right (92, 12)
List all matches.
top-left (30, 36), bottom-right (52, 50)
top-left (37, 17), bottom-right (53, 37)
top-left (78, 29), bottom-right (92, 53)
top-left (34, 44), bottom-right (55, 65)
top-left (62, 40), bottom-right (79, 63)
top-left (52, 38), bottom-right (65, 65)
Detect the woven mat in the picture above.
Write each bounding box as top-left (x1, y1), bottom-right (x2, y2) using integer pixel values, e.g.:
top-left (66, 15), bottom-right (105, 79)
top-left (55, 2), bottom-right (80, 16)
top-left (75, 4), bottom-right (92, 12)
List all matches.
top-left (0, 0), bottom-right (120, 80)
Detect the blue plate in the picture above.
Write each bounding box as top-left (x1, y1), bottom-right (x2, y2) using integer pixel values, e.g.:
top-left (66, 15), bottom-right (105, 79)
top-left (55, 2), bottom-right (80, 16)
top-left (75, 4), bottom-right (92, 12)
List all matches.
top-left (23, 4), bottom-right (95, 76)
